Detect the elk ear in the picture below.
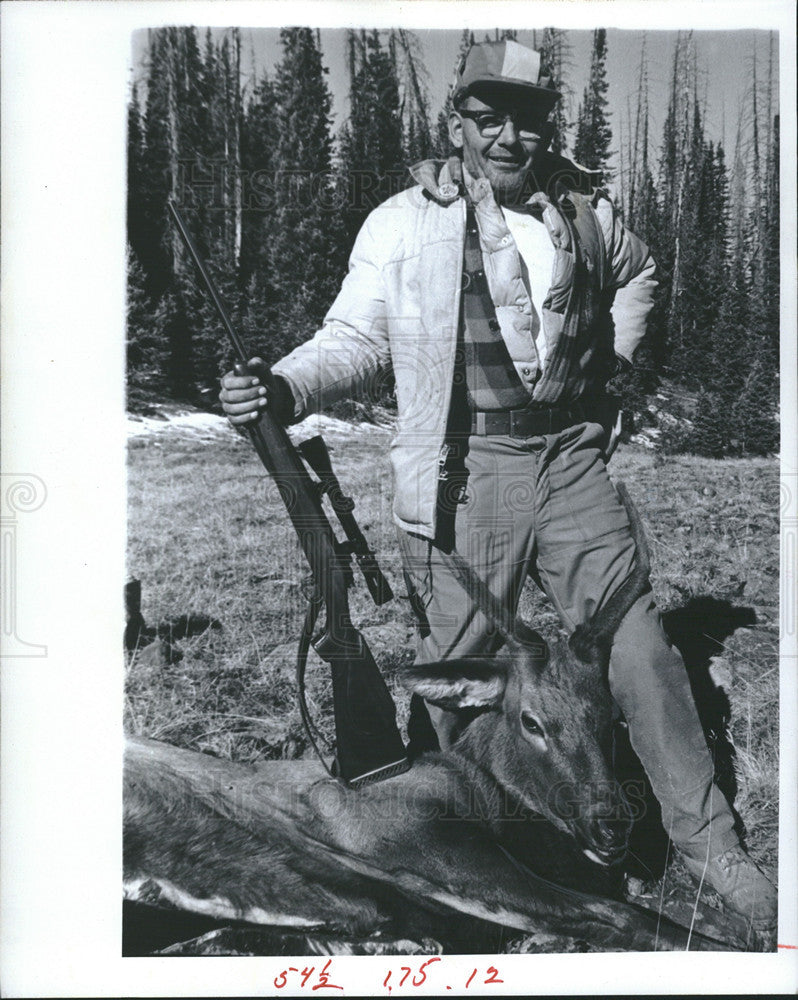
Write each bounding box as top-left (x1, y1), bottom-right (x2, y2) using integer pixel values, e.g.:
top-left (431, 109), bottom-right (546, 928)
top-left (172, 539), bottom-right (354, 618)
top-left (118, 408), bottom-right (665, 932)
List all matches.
top-left (568, 624), bottom-right (610, 666)
top-left (399, 658), bottom-right (506, 710)
top-left (512, 622), bottom-right (549, 666)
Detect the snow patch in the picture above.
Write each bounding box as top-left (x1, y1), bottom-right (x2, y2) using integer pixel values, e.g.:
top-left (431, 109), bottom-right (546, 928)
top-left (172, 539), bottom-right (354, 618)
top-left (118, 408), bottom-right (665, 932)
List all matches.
top-left (127, 408), bottom-right (234, 439)
top-left (288, 412), bottom-right (390, 442)
top-left (127, 404), bottom-right (392, 443)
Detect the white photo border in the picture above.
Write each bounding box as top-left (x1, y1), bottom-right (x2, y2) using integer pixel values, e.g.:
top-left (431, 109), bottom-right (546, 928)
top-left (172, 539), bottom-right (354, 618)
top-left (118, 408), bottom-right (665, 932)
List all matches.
top-left (1, 1), bottom-right (795, 996)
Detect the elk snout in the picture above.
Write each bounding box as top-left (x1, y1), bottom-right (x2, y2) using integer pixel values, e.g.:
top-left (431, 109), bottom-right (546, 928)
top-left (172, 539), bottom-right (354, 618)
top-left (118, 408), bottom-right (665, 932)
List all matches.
top-left (581, 801), bottom-right (633, 867)
top-left (549, 779), bottom-right (633, 866)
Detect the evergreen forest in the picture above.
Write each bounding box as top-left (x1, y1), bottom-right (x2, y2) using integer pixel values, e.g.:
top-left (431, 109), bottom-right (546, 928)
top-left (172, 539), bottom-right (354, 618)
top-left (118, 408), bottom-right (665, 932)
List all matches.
top-left (127, 27), bottom-right (780, 457)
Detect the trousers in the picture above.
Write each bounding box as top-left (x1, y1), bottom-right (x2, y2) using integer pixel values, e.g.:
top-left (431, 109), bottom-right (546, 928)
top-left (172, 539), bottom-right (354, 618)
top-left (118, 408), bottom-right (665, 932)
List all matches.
top-left (397, 419), bottom-right (738, 857)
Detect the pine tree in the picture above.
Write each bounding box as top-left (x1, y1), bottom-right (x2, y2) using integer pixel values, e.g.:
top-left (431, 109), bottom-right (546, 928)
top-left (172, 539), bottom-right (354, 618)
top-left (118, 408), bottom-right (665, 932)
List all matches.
top-left (572, 29), bottom-right (612, 178)
top-left (760, 111), bottom-right (780, 354)
top-left (264, 28), bottom-right (346, 360)
top-left (126, 247), bottom-right (164, 406)
top-left (611, 82), bottom-right (663, 417)
top-left (676, 127), bottom-right (728, 387)
top-left (655, 35), bottom-right (707, 384)
top-left (537, 28), bottom-right (570, 157)
top-left (154, 289), bottom-right (193, 398)
top-left (747, 39), bottom-right (779, 357)
top-left (432, 29), bottom-right (474, 160)
top-left (136, 28), bottom-right (205, 392)
top-left (131, 27), bottom-right (244, 398)
top-left (392, 29), bottom-right (434, 163)
top-left (338, 29), bottom-right (405, 245)
top-left (735, 53), bottom-right (779, 456)
top-left (602, 30), bottom-right (780, 457)
top-left (433, 106), bottom-right (453, 160)
top-left (613, 66), bottom-right (667, 414)
top-left (733, 353), bottom-right (779, 455)
top-left (138, 29), bottom-right (174, 298)
top-left (240, 70), bottom-right (277, 290)
top-left (127, 84), bottom-right (148, 267)
top-left (692, 389), bottom-right (728, 457)
top-left (221, 30), bottom-right (244, 269)
top-left (624, 38), bottom-right (648, 228)
top-left (696, 143), bottom-right (751, 443)
top-left (612, 36), bottom-right (664, 419)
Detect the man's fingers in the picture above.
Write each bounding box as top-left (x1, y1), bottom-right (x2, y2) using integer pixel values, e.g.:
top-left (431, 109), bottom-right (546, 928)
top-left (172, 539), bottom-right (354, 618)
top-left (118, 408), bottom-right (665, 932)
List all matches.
top-left (223, 396), bottom-right (268, 416)
top-left (221, 384), bottom-right (268, 403)
top-left (220, 357), bottom-right (269, 425)
top-left (222, 374), bottom-right (262, 391)
top-left (229, 410), bottom-right (263, 426)
top-left (223, 359), bottom-right (265, 386)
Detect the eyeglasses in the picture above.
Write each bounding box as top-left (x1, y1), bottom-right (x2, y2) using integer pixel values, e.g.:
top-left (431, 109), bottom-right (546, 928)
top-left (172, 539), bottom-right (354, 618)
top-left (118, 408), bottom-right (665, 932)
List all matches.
top-left (457, 109), bottom-right (549, 140)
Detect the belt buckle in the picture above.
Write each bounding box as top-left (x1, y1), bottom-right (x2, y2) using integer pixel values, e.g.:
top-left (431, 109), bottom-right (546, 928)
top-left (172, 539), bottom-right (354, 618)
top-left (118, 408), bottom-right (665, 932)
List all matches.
top-left (515, 405), bottom-right (550, 438)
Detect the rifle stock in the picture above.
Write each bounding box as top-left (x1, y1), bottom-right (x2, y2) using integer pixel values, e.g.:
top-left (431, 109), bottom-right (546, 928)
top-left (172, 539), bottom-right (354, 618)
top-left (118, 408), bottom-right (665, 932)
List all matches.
top-left (168, 200), bottom-right (409, 788)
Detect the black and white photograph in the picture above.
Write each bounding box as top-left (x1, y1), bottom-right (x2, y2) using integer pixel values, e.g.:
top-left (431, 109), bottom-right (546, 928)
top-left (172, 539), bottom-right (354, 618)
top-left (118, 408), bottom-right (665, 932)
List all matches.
top-left (1, 2), bottom-right (796, 996)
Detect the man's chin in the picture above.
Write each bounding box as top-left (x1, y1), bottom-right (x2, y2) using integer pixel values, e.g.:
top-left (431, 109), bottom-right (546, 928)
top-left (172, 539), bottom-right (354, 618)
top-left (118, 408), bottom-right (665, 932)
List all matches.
top-left (486, 167), bottom-right (528, 204)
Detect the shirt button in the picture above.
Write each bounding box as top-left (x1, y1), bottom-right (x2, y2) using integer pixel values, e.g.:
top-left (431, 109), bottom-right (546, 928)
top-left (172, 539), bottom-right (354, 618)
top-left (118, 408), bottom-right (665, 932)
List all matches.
top-left (522, 367), bottom-right (531, 377)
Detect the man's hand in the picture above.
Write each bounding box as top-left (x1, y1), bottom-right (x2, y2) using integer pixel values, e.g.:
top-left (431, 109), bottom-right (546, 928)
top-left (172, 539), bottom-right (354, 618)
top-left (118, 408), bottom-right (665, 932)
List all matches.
top-left (219, 356), bottom-right (270, 426)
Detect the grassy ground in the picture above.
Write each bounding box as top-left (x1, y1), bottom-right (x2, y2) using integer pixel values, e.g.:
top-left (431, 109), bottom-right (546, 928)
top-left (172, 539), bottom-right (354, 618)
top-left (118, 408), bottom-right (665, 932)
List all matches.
top-left (126, 418), bottom-right (415, 760)
top-left (126, 416), bottom-right (779, 944)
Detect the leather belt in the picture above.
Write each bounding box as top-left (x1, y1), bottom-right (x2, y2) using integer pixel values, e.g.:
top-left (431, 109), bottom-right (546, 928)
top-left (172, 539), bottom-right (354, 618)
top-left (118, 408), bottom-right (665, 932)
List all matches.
top-left (470, 401), bottom-right (593, 437)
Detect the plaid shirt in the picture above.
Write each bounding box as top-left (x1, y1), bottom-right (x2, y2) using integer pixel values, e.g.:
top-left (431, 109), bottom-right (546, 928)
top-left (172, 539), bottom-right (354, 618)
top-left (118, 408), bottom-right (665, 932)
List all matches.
top-left (449, 159), bottom-right (657, 404)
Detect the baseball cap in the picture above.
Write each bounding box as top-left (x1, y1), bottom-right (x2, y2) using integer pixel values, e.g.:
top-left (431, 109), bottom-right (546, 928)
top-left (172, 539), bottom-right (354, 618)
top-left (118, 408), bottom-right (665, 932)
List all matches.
top-left (453, 40), bottom-right (561, 110)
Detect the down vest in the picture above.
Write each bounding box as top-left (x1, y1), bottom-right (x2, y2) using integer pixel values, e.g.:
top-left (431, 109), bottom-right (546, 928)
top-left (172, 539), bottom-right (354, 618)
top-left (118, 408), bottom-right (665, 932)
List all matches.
top-left (273, 158), bottom-right (657, 540)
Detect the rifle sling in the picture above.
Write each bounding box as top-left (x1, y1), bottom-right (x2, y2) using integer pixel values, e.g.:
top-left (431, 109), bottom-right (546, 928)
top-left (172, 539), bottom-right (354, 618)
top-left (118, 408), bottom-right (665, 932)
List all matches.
top-left (296, 589), bottom-right (337, 781)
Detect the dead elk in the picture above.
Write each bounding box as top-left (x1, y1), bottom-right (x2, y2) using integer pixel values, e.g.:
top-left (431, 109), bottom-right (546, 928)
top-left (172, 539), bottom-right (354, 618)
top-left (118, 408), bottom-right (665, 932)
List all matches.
top-left (124, 485), bottom-right (746, 952)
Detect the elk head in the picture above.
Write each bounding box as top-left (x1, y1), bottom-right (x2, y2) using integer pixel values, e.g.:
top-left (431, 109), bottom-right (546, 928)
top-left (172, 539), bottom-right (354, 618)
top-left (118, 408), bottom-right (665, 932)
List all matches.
top-left (401, 483), bottom-right (651, 869)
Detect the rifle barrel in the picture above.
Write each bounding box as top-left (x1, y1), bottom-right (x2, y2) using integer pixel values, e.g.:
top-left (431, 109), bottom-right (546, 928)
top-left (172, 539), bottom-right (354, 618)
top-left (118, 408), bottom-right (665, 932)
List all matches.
top-left (167, 200), bottom-right (273, 383)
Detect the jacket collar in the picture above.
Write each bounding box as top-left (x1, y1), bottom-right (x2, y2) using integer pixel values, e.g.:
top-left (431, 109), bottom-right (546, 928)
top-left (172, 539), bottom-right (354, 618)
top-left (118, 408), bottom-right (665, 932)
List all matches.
top-left (407, 156), bottom-right (497, 208)
top-left (408, 154), bottom-right (601, 212)
top-left (408, 157), bottom-right (463, 205)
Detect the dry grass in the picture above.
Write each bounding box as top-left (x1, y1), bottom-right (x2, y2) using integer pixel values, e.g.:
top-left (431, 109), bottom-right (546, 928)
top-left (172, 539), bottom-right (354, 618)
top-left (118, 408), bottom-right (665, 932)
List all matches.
top-left (613, 448), bottom-right (779, 881)
top-left (126, 423), bottom-right (416, 761)
top-left (126, 422), bottom-right (779, 941)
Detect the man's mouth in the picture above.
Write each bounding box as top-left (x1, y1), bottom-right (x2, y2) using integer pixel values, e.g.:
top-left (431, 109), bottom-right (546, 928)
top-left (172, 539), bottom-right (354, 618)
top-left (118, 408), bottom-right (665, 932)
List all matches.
top-left (488, 157), bottom-right (523, 169)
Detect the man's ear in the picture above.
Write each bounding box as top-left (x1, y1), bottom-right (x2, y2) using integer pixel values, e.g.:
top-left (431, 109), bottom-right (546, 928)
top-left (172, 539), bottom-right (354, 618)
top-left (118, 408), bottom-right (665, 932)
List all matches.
top-left (448, 110), bottom-right (464, 151)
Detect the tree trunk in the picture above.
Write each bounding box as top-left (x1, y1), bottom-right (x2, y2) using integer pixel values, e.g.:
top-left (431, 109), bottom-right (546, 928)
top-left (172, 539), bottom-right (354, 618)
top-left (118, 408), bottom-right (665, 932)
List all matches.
top-left (232, 28), bottom-right (242, 272)
top-left (166, 30), bottom-right (181, 274)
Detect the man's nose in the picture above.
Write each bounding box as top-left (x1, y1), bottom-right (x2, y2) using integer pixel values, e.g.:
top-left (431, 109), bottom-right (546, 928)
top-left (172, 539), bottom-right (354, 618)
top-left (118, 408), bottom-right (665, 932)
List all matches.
top-left (496, 117), bottom-right (520, 145)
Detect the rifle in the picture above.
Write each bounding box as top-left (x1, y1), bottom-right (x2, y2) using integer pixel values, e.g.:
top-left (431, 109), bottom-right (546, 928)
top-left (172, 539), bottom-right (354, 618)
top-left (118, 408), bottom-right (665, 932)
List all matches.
top-left (168, 200), bottom-right (409, 788)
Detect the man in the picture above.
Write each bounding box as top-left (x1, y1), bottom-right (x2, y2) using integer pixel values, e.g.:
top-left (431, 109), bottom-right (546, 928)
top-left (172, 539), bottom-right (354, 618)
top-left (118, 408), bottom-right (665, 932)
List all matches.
top-left (220, 40), bottom-right (776, 937)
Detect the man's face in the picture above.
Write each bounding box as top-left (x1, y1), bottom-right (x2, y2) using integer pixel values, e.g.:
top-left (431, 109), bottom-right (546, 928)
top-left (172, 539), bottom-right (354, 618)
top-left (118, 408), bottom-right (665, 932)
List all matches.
top-left (449, 91), bottom-right (553, 204)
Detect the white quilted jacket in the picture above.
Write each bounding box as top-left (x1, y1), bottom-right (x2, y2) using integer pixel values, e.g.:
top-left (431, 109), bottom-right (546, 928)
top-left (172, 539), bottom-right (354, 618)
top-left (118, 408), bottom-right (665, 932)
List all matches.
top-left (273, 158), bottom-right (656, 539)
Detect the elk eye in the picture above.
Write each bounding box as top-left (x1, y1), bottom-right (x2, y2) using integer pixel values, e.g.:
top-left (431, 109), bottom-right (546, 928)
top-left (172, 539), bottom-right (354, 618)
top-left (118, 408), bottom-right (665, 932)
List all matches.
top-left (521, 712), bottom-right (545, 739)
